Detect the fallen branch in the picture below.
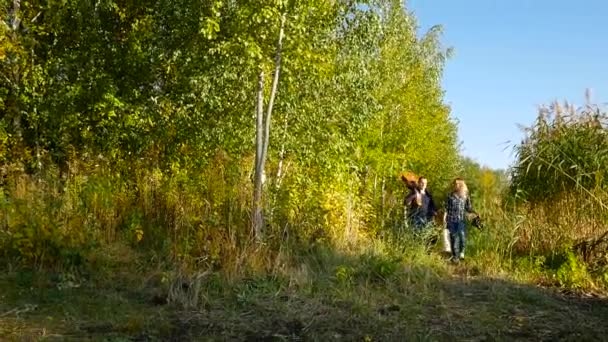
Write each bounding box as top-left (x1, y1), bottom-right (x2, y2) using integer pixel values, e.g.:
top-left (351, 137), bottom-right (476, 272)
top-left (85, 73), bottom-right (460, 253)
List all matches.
top-left (0, 304), bottom-right (37, 317)
top-left (574, 230), bottom-right (608, 263)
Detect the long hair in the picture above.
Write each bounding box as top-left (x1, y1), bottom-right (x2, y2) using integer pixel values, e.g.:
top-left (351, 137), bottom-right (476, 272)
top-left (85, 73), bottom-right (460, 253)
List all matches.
top-left (453, 178), bottom-right (468, 198)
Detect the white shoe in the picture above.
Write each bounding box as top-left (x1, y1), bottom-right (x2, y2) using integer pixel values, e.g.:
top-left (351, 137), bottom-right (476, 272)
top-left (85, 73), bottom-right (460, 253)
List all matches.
top-left (459, 252), bottom-right (465, 260)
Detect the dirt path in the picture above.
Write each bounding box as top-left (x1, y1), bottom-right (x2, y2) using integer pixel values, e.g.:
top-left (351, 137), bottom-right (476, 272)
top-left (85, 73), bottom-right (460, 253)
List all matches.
top-left (1, 268), bottom-right (607, 341)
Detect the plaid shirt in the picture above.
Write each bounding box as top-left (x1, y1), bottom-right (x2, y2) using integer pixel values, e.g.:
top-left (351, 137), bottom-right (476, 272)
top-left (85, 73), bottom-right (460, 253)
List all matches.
top-left (445, 193), bottom-right (473, 223)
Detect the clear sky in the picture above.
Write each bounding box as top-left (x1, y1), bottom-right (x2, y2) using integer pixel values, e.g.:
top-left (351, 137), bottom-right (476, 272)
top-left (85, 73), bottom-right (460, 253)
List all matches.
top-left (408, 0), bottom-right (607, 170)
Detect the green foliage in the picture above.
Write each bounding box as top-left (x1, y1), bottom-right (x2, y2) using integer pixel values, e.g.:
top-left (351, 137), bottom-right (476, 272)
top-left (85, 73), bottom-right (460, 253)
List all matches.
top-left (334, 265), bottom-right (355, 285)
top-left (360, 253), bottom-right (400, 282)
top-left (511, 98), bottom-right (608, 203)
top-left (0, 174), bottom-right (97, 268)
top-left (457, 157), bottom-right (508, 203)
top-left (0, 0), bottom-right (461, 275)
top-left (554, 249), bottom-right (590, 289)
top-left (515, 255), bottom-right (547, 275)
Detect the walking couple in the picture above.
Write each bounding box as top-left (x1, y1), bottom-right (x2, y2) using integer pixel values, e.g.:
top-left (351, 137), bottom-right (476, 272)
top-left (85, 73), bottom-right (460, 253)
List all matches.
top-left (404, 176), bottom-right (477, 263)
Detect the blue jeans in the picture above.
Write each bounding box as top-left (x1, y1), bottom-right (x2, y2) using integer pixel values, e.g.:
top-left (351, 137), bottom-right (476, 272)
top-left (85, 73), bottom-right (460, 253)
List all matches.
top-left (447, 221), bottom-right (466, 259)
top-left (410, 216), bottom-right (430, 233)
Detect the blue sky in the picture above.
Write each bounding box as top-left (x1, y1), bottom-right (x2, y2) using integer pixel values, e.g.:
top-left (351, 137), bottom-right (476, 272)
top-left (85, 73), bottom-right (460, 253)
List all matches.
top-left (408, 0), bottom-right (608, 170)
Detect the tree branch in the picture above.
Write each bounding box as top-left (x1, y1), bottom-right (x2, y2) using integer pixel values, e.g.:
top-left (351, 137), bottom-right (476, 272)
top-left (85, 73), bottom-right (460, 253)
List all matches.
top-left (262, 12), bottom-right (286, 159)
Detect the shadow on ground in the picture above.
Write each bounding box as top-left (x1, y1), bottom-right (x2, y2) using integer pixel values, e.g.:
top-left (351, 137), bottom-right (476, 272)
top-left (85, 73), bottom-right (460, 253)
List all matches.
top-left (1, 254), bottom-right (607, 341)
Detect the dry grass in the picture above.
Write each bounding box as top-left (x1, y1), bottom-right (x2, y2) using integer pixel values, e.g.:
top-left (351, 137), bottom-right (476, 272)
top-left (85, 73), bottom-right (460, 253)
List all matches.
top-left (1, 243), bottom-right (608, 341)
top-left (511, 195), bottom-right (608, 255)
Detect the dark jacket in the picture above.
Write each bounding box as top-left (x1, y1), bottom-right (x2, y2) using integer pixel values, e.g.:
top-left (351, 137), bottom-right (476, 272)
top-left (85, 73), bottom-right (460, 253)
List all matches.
top-left (404, 189), bottom-right (437, 221)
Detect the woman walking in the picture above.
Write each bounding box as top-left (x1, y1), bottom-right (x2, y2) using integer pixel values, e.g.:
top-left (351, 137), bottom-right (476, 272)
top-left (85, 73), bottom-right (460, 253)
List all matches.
top-left (443, 178), bottom-right (476, 263)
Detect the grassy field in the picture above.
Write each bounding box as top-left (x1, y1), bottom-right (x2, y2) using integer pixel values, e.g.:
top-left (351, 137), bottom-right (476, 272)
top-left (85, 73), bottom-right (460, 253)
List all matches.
top-left (2, 241), bottom-right (607, 342)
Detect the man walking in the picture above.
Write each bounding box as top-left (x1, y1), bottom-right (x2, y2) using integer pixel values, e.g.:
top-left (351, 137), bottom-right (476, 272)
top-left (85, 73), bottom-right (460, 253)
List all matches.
top-left (404, 176), bottom-right (437, 233)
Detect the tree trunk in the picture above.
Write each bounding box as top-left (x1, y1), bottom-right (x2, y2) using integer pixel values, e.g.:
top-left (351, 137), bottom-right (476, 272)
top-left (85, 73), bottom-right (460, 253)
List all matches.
top-left (252, 13), bottom-right (287, 240)
top-left (252, 70), bottom-right (265, 239)
top-left (10, 0), bottom-right (21, 31)
top-left (381, 177), bottom-right (386, 228)
top-left (275, 110), bottom-right (289, 187)
top-left (9, 0), bottom-right (22, 139)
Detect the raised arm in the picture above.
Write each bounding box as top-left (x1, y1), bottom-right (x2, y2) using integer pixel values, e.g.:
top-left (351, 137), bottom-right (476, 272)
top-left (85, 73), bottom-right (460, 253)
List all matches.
top-left (404, 189), bottom-right (417, 206)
